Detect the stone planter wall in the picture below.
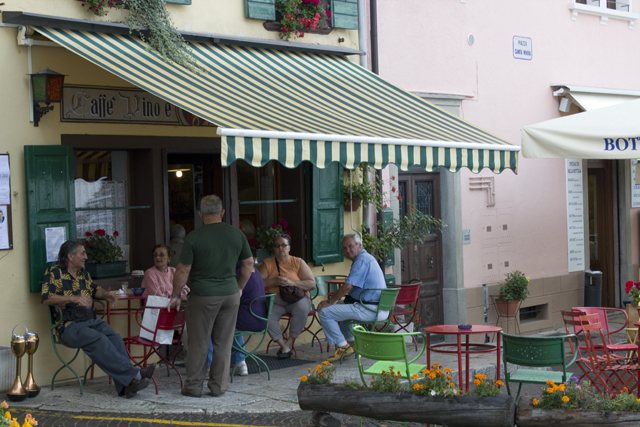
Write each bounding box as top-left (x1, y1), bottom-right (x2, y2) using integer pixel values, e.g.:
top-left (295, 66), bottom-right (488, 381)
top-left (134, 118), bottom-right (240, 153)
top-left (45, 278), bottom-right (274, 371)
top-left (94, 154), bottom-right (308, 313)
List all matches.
top-left (0, 346), bottom-right (16, 392)
top-left (517, 404), bottom-right (640, 426)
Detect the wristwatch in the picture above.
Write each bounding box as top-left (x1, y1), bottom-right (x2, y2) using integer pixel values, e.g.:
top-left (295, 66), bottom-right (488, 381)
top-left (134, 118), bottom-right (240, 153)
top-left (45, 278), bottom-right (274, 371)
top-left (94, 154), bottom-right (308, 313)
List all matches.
top-left (171, 295), bottom-right (180, 299)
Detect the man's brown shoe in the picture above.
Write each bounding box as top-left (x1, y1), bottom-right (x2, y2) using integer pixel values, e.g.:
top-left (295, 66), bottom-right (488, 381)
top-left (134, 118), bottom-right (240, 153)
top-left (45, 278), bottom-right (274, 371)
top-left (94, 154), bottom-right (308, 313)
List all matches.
top-left (124, 378), bottom-right (150, 399)
top-left (140, 363), bottom-right (156, 379)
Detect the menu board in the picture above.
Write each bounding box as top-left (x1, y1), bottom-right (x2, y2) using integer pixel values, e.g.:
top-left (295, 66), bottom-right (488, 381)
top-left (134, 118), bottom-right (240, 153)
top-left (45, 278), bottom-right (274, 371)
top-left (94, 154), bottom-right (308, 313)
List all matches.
top-left (632, 159), bottom-right (640, 208)
top-left (566, 159), bottom-right (585, 272)
top-left (0, 154), bottom-right (11, 250)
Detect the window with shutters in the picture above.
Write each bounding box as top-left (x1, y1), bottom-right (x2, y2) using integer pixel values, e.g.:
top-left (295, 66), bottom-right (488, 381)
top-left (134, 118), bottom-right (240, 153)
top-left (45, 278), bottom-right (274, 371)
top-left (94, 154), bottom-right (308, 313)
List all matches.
top-left (247, 0), bottom-right (358, 35)
top-left (570, 0), bottom-right (638, 27)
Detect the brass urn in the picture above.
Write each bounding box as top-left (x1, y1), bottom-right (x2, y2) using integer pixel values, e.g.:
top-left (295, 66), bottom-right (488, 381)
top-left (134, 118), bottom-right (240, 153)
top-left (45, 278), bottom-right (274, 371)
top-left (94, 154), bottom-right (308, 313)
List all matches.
top-left (23, 332), bottom-right (40, 398)
top-left (6, 325), bottom-right (28, 402)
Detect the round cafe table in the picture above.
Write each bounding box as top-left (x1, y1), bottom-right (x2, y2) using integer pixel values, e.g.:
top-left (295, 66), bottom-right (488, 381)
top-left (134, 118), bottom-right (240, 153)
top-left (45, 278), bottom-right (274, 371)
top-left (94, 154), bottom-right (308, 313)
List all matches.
top-left (424, 324), bottom-right (502, 392)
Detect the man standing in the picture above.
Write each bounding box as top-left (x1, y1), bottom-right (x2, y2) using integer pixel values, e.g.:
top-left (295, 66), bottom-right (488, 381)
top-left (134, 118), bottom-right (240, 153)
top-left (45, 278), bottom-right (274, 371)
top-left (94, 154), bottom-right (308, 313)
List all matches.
top-left (169, 195), bottom-right (253, 397)
top-left (42, 239), bottom-right (155, 398)
top-left (317, 233), bottom-right (388, 362)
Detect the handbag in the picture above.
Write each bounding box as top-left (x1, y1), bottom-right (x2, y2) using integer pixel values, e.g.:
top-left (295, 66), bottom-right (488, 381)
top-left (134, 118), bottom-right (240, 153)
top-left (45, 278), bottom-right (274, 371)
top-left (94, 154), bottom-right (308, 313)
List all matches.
top-left (275, 259), bottom-right (305, 304)
top-left (139, 295), bottom-right (174, 344)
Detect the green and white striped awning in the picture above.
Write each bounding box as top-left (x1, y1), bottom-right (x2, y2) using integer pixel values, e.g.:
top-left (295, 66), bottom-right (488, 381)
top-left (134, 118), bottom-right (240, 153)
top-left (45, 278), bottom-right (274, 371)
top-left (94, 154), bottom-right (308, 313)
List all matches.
top-left (38, 27), bottom-right (519, 173)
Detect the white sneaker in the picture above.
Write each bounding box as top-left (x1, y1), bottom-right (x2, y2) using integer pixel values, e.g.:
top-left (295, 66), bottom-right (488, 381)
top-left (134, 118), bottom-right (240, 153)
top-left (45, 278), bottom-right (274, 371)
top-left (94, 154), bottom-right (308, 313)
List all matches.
top-left (234, 362), bottom-right (248, 376)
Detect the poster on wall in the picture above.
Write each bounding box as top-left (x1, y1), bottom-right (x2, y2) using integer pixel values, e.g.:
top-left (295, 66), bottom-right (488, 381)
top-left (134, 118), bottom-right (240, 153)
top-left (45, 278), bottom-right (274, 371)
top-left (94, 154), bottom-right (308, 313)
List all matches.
top-left (566, 159), bottom-right (585, 272)
top-left (45, 227), bottom-right (66, 263)
top-left (0, 205), bottom-right (9, 249)
top-left (0, 155), bottom-right (9, 205)
top-left (631, 159), bottom-right (640, 208)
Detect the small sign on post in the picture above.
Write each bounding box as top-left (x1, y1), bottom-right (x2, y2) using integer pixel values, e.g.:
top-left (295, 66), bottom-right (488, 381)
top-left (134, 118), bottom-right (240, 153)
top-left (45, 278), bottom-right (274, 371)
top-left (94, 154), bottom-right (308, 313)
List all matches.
top-left (513, 36), bottom-right (532, 61)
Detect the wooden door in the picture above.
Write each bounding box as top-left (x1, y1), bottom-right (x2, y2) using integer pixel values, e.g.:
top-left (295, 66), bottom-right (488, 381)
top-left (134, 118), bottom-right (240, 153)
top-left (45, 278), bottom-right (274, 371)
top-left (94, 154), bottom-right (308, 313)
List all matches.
top-left (587, 161), bottom-right (614, 307)
top-left (398, 170), bottom-right (443, 329)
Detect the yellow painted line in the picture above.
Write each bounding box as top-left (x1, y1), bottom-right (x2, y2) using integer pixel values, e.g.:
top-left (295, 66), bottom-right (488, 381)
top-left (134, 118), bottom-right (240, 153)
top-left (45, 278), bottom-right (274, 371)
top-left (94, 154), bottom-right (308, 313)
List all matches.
top-left (71, 414), bottom-right (281, 427)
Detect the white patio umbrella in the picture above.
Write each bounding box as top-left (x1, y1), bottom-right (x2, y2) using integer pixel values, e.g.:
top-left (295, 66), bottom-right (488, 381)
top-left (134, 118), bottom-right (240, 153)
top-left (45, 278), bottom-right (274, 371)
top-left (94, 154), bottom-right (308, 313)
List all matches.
top-left (521, 98), bottom-right (640, 160)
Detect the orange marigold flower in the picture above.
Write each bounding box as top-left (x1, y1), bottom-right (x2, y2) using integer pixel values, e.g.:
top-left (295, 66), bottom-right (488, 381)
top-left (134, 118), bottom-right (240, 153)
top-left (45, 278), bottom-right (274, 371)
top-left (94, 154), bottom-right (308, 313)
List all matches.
top-left (446, 376), bottom-right (453, 381)
top-left (308, 368), bottom-right (311, 372)
top-left (496, 380), bottom-right (505, 387)
top-left (1, 401), bottom-right (7, 409)
top-left (624, 387), bottom-right (629, 393)
top-left (300, 376), bottom-right (308, 382)
top-left (444, 368), bottom-right (452, 374)
top-left (412, 384), bottom-right (421, 390)
top-left (546, 380), bottom-right (555, 386)
top-left (423, 369), bottom-right (430, 375)
top-left (562, 396), bottom-right (570, 403)
top-left (558, 384), bottom-right (566, 391)
top-left (475, 374), bottom-right (483, 379)
top-left (429, 373), bottom-right (436, 379)
top-left (322, 361), bottom-right (329, 366)
top-left (411, 374), bottom-right (419, 380)
top-left (533, 398), bottom-right (539, 406)
top-left (547, 387), bottom-right (554, 394)
top-left (473, 379), bottom-right (481, 386)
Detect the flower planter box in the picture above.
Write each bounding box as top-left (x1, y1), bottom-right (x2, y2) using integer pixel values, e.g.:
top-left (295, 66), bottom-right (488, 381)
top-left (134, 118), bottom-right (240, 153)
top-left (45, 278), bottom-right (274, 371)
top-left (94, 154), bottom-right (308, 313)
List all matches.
top-left (0, 346), bottom-right (16, 393)
top-left (297, 383), bottom-right (515, 427)
top-left (85, 260), bottom-right (127, 279)
top-left (517, 404), bottom-right (640, 426)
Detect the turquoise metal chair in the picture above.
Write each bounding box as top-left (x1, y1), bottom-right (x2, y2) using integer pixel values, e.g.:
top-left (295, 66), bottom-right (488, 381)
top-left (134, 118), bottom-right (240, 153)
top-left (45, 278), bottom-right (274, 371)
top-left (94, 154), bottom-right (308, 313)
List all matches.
top-left (231, 293), bottom-right (275, 382)
top-left (47, 300), bottom-right (106, 395)
top-left (502, 331), bottom-right (578, 401)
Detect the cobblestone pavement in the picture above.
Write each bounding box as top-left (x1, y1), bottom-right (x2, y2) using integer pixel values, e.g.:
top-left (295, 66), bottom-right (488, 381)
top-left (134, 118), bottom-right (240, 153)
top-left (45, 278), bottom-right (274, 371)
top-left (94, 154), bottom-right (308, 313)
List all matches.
top-left (5, 408), bottom-right (425, 427)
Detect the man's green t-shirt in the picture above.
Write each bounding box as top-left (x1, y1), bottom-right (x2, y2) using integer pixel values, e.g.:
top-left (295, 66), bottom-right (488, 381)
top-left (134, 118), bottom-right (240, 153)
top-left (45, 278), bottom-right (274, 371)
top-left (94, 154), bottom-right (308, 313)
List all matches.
top-left (179, 222), bottom-right (252, 296)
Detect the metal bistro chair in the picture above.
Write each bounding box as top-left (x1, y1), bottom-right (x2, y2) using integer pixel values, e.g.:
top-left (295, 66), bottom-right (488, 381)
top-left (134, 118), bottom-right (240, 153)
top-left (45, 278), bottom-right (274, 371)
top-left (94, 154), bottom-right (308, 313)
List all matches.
top-left (502, 331), bottom-right (578, 402)
top-left (231, 293), bottom-right (275, 382)
top-left (338, 287), bottom-right (401, 364)
top-left (573, 306), bottom-right (638, 362)
top-left (123, 306), bottom-right (186, 395)
top-left (388, 281), bottom-right (422, 350)
top-left (47, 300), bottom-right (106, 395)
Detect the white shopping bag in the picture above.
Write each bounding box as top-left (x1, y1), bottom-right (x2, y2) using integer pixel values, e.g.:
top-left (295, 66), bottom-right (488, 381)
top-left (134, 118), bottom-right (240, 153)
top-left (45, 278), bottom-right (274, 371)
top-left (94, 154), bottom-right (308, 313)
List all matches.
top-left (139, 295), bottom-right (174, 345)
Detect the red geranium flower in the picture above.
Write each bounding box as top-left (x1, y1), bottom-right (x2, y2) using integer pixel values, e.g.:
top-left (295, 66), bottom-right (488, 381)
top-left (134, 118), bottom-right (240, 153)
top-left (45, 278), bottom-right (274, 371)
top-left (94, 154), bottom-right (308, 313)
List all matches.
top-left (397, 195), bottom-right (402, 201)
top-left (85, 232), bottom-right (92, 237)
top-left (85, 241), bottom-right (90, 247)
top-left (95, 229), bottom-right (106, 237)
top-left (113, 231), bottom-right (119, 237)
top-left (280, 219), bottom-right (289, 229)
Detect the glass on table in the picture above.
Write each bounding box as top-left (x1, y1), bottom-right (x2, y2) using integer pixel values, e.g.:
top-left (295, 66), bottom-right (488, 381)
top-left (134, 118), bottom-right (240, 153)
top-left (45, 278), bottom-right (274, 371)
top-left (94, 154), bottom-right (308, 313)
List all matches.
top-left (120, 282), bottom-right (129, 295)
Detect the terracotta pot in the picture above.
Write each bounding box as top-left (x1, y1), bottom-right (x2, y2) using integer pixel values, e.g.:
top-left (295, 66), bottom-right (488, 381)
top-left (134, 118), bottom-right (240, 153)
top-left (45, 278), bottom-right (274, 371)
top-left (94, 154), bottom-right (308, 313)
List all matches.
top-left (344, 195), bottom-right (361, 211)
top-left (495, 298), bottom-right (520, 317)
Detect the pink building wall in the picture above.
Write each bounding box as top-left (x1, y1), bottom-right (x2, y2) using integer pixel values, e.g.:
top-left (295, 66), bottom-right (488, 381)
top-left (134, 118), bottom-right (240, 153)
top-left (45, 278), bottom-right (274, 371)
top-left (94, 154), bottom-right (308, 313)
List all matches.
top-left (375, 0), bottom-right (640, 289)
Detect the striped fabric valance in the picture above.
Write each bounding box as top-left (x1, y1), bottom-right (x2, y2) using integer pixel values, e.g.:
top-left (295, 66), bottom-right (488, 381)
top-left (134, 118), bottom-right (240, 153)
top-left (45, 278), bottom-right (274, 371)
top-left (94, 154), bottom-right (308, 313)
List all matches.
top-left (37, 27), bottom-right (519, 173)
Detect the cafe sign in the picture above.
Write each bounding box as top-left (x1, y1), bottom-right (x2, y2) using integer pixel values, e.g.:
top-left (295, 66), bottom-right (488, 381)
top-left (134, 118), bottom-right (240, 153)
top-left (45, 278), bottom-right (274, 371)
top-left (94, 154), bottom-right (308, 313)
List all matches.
top-left (61, 85), bottom-right (211, 126)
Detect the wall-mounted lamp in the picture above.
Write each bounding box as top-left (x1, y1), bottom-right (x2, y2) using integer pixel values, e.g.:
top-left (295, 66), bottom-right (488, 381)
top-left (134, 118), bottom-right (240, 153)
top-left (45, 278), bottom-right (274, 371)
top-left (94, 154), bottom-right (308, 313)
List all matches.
top-left (30, 69), bottom-right (65, 127)
top-left (168, 168), bottom-right (190, 178)
top-left (176, 171), bottom-right (183, 178)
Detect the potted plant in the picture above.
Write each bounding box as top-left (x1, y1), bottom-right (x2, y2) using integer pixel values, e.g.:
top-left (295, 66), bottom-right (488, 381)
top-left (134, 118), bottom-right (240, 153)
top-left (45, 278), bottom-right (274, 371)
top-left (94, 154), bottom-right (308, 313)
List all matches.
top-left (83, 229), bottom-right (126, 279)
top-left (274, 0), bottom-right (331, 41)
top-left (343, 163), bottom-right (389, 211)
top-left (254, 219), bottom-right (290, 262)
top-left (495, 270), bottom-right (530, 317)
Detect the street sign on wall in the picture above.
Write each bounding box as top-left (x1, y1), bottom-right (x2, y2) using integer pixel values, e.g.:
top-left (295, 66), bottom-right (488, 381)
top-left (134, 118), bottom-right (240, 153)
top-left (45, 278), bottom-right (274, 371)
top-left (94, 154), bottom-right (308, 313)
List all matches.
top-left (513, 36), bottom-right (532, 61)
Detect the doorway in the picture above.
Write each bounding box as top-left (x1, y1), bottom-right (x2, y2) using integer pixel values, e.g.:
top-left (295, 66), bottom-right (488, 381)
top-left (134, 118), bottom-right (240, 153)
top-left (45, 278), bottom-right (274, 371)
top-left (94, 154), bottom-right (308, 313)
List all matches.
top-left (587, 160), bottom-right (615, 307)
top-left (398, 169), bottom-right (444, 329)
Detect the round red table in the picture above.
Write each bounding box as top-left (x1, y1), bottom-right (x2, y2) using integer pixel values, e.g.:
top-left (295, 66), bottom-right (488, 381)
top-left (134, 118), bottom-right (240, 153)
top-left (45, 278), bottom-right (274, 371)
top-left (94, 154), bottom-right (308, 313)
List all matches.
top-left (424, 325), bottom-right (502, 392)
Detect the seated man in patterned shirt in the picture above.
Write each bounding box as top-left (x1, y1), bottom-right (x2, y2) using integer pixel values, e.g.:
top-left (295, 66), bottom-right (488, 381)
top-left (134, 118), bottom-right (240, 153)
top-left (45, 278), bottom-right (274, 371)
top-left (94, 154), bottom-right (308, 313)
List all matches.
top-left (41, 239), bottom-right (155, 398)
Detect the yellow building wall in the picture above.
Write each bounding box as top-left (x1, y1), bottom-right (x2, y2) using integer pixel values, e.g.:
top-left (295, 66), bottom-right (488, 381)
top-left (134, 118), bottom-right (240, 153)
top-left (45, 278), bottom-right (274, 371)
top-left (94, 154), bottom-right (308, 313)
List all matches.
top-left (0, 18), bottom-right (362, 385)
top-left (3, 0), bottom-right (359, 49)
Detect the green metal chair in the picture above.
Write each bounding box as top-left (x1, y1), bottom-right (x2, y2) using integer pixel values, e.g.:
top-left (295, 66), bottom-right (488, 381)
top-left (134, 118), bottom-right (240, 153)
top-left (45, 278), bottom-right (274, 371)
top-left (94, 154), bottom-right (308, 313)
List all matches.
top-left (351, 325), bottom-right (425, 427)
top-left (352, 325), bottom-right (427, 382)
top-left (47, 300), bottom-right (106, 395)
top-left (338, 287), bottom-right (401, 363)
top-left (231, 293), bottom-right (275, 382)
top-left (502, 331), bottom-right (579, 401)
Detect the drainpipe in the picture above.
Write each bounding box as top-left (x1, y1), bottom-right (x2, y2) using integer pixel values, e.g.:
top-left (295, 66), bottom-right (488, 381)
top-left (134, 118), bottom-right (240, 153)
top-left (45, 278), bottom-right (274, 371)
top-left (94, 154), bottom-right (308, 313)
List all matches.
top-left (357, 0), bottom-right (367, 68)
top-left (369, 0), bottom-right (383, 238)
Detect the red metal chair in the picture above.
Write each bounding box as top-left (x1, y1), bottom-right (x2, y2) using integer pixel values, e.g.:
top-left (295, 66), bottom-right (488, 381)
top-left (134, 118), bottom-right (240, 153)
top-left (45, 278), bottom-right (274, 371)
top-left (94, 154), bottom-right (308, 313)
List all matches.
top-left (123, 306), bottom-right (186, 395)
top-left (579, 313), bottom-right (639, 396)
top-left (388, 281), bottom-right (422, 350)
top-left (573, 307), bottom-right (637, 361)
top-left (561, 309), bottom-right (606, 389)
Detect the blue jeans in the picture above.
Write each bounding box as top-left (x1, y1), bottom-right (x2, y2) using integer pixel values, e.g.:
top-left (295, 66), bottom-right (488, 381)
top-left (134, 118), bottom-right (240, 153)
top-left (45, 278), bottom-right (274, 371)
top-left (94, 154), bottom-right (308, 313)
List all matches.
top-left (207, 335), bottom-right (245, 368)
top-left (318, 302), bottom-right (389, 347)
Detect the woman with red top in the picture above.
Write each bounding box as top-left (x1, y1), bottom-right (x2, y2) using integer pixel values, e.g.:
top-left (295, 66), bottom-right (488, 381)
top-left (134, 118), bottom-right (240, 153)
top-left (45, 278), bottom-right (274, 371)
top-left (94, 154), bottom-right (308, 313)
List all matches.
top-left (259, 234), bottom-right (316, 359)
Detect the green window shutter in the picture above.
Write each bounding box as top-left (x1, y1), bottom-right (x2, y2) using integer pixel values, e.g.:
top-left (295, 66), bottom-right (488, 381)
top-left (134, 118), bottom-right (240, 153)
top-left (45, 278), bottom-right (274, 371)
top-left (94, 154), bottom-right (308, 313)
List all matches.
top-left (330, 0), bottom-right (358, 29)
top-left (310, 163), bottom-right (344, 265)
top-left (165, 0), bottom-right (192, 4)
top-left (245, 0), bottom-right (276, 20)
top-left (25, 145), bottom-right (76, 293)
top-left (382, 207), bottom-right (394, 266)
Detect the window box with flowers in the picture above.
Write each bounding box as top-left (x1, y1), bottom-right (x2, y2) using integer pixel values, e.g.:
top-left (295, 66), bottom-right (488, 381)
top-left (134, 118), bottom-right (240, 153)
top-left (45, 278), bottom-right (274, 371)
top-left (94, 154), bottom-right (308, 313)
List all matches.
top-left (253, 219), bottom-right (291, 262)
top-left (83, 229), bottom-right (127, 279)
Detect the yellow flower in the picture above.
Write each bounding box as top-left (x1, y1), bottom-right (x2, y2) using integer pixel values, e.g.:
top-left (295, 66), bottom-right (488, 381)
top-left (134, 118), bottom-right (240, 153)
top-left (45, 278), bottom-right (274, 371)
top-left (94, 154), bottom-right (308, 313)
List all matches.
top-left (624, 387), bottom-right (629, 393)
top-left (322, 361), bottom-right (329, 366)
top-left (562, 396), bottom-right (569, 403)
top-left (547, 388), bottom-right (554, 394)
top-left (444, 367), bottom-right (452, 374)
top-left (473, 379), bottom-right (481, 386)
top-left (1, 401), bottom-right (8, 409)
top-left (5, 411), bottom-right (11, 420)
top-left (533, 398), bottom-right (539, 406)
top-left (411, 374), bottom-right (419, 380)
top-left (637, 398), bottom-right (640, 403)
top-left (300, 376), bottom-right (308, 382)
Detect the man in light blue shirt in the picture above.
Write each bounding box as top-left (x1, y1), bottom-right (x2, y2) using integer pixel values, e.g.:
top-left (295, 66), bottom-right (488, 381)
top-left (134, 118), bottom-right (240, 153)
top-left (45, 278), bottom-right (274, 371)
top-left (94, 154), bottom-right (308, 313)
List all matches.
top-left (317, 233), bottom-right (387, 361)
